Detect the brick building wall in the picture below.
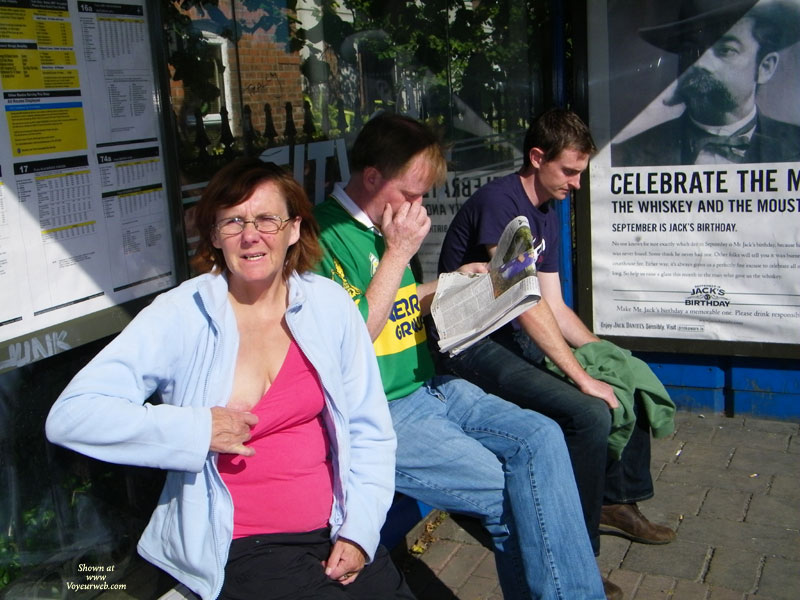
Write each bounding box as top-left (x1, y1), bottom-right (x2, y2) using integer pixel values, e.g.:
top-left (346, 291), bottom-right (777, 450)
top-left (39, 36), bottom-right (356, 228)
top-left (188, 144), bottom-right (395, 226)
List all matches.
top-left (167, 2), bottom-right (305, 148)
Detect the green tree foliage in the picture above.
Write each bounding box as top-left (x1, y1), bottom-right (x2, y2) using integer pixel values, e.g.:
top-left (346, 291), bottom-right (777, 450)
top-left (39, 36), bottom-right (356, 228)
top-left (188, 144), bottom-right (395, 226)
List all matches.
top-left (289, 0), bottom-right (552, 132)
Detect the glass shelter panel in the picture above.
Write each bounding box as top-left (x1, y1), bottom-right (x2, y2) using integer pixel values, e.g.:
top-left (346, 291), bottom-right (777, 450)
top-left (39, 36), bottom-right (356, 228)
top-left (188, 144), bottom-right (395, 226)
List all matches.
top-left (0, 0), bottom-right (562, 596)
top-left (168, 0), bottom-right (558, 277)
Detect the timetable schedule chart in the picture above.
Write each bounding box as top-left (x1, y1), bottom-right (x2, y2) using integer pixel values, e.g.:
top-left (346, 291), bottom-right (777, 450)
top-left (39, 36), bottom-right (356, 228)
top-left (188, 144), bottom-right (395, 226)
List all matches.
top-left (0, 0), bottom-right (175, 369)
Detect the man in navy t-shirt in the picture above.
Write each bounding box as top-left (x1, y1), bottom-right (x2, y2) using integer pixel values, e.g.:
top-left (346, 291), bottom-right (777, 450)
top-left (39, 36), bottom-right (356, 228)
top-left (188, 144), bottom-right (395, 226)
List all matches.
top-left (438, 109), bottom-right (675, 598)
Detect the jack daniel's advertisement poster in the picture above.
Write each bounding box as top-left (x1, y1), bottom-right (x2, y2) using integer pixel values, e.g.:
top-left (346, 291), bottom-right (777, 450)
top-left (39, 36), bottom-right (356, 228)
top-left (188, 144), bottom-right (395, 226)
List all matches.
top-left (587, 0), bottom-right (800, 353)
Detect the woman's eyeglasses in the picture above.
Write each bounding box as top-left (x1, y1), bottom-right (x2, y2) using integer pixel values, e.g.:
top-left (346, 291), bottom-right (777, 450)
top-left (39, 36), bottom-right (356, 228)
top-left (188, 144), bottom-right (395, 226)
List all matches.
top-left (215, 215), bottom-right (293, 235)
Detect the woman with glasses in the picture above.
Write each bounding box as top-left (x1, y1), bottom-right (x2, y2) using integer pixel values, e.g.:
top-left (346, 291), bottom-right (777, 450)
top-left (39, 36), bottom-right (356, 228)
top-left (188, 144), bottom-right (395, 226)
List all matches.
top-left (46, 158), bottom-right (414, 600)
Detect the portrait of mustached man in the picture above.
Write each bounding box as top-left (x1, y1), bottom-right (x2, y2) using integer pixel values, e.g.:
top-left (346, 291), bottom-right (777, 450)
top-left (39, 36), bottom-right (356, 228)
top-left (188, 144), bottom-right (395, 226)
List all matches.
top-left (611, 0), bottom-right (800, 167)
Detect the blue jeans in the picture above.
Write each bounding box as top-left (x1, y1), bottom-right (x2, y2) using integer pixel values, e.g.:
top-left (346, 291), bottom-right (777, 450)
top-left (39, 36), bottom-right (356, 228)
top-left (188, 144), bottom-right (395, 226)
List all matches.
top-left (440, 331), bottom-right (654, 555)
top-left (389, 375), bottom-right (604, 600)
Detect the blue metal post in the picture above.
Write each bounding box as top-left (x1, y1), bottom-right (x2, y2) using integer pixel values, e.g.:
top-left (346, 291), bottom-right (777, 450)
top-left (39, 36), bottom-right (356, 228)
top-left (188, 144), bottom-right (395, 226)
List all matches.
top-left (550, 0), bottom-right (575, 307)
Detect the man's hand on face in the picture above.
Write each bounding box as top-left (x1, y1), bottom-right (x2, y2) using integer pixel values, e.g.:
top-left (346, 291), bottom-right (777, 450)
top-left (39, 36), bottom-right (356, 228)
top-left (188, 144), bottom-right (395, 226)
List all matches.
top-left (380, 200), bottom-right (431, 263)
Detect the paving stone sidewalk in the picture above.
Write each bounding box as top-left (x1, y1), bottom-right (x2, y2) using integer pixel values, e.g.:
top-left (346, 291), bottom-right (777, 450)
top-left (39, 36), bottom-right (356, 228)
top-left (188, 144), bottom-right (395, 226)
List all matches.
top-left (391, 411), bottom-right (800, 599)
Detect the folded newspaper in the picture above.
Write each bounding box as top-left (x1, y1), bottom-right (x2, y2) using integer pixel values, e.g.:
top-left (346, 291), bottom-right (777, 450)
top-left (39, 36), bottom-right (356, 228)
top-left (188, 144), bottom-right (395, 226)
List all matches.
top-left (431, 216), bottom-right (542, 355)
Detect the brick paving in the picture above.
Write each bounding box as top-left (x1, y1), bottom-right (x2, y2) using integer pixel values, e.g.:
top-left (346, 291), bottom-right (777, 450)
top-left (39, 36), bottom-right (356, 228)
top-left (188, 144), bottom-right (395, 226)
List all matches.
top-left (391, 411), bottom-right (800, 599)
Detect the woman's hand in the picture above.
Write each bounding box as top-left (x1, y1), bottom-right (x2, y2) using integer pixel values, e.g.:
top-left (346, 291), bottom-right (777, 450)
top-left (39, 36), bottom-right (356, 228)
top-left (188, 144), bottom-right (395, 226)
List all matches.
top-left (210, 406), bottom-right (258, 456)
top-left (323, 538), bottom-right (367, 585)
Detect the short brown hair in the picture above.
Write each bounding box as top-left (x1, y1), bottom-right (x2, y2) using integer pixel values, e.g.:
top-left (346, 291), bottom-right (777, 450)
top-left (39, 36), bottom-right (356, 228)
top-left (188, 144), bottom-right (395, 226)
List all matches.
top-left (192, 158), bottom-right (321, 277)
top-left (522, 108), bottom-right (597, 167)
top-left (350, 112), bottom-right (447, 186)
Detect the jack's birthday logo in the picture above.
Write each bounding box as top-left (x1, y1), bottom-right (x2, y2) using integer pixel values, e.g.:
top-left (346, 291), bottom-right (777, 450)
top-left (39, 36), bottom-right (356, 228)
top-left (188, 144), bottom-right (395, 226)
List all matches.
top-left (685, 284), bottom-right (729, 307)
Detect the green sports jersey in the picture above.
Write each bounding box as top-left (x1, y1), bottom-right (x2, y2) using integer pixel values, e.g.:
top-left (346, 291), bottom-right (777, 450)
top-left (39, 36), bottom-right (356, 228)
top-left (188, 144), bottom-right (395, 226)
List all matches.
top-left (314, 196), bottom-right (434, 401)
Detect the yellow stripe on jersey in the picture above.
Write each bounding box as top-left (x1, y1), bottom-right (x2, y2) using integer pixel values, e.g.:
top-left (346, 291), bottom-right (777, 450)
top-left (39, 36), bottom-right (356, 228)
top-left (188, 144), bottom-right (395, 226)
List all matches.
top-left (373, 282), bottom-right (427, 357)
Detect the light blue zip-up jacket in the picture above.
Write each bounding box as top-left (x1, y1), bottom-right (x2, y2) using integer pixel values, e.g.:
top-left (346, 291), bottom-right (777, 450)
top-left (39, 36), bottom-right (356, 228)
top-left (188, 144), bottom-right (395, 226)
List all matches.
top-left (46, 271), bottom-right (397, 600)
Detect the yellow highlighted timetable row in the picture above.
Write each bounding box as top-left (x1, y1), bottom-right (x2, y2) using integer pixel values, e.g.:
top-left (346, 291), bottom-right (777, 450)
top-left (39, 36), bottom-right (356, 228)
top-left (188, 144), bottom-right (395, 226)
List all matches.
top-left (42, 220), bottom-right (97, 235)
top-left (0, 1), bottom-right (76, 91)
top-left (0, 43), bottom-right (44, 89)
top-left (6, 100), bottom-right (87, 156)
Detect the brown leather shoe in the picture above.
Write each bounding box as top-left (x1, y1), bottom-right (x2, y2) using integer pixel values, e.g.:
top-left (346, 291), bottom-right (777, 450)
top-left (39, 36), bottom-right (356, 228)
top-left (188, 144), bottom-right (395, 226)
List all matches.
top-left (603, 578), bottom-right (623, 600)
top-left (600, 503), bottom-right (676, 544)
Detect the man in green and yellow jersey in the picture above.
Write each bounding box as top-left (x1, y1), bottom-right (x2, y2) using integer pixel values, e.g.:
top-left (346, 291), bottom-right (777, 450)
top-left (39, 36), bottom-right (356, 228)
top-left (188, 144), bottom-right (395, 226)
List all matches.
top-left (314, 112), bottom-right (606, 599)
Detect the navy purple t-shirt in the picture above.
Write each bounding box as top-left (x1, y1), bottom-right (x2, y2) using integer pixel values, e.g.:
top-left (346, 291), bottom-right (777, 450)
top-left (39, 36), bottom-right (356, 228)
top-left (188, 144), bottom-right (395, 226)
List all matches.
top-left (438, 172), bottom-right (560, 275)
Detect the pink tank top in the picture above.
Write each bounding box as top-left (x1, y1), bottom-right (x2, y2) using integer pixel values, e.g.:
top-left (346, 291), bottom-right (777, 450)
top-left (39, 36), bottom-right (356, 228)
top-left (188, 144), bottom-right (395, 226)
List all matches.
top-left (218, 339), bottom-right (334, 538)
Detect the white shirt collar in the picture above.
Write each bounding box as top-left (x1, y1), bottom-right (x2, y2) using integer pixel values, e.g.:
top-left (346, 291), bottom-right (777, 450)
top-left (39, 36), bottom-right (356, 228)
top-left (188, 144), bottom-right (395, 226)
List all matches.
top-left (330, 182), bottom-right (381, 235)
top-left (690, 106), bottom-right (757, 137)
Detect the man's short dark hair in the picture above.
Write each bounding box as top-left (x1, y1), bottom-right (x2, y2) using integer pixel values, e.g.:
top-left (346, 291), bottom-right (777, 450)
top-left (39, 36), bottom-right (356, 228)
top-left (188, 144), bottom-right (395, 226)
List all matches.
top-left (350, 112), bottom-right (447, 184)
top-left (522, 108), bottom-right (597, 167)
